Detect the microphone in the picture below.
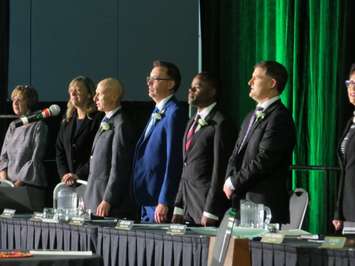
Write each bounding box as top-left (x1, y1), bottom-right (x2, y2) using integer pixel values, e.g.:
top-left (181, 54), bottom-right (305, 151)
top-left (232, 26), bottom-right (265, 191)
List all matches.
top-left (14, 104), bottom-right (61, 128)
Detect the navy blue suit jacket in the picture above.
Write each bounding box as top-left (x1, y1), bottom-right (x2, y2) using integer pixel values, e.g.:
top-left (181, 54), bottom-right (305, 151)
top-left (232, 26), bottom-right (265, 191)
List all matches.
top-left (133, 96), bottom-right (187, 208)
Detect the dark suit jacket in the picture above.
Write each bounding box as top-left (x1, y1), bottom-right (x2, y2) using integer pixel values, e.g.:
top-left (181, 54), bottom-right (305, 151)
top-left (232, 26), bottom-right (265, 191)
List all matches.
top-left (334, 117), bottom-right (355, 221)
top-left (226, 100), bottom-right (296, 223)
top-left (132, 97), bottom-right (188, 214)
top-left (174, 106), bottom-right (236, 224)
top-left (84, 108), bottom-right (135, 218)
top-left (56, 111), bottom-right (103, 179)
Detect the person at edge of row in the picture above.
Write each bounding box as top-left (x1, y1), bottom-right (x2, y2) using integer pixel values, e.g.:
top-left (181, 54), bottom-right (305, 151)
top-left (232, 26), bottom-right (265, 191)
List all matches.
top-left (333, 63), bottom-right (355, 231)
top-left (56, 76), bottom-right (103, 185)
top-left (84, 78), bottom-right (136, 218)
top-left (132, 60), bottom-right (188, 223)
top-left (0, 85), bottom-right (48, 188)
top-left (172, 72), bottom-right (236, 226)
top-left (223, 60), bottom-right (296, 224)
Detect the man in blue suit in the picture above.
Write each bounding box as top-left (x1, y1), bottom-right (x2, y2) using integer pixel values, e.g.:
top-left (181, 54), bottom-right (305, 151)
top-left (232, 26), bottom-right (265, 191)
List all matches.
top-left (133, 60), bottom-right (187, 223)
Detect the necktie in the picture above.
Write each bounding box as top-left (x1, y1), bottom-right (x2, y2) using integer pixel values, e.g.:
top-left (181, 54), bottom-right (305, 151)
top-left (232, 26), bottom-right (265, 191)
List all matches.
top-left (185, 115), bottom-right (200, 151)
top-left (237, 106), bottom-right (264, 153)
top-left (144, 107), bottom-right (159, 138)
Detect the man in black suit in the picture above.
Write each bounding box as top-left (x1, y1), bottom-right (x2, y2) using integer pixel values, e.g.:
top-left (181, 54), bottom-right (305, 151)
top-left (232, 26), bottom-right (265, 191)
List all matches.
top-left (223, 61), bottom-right (296, 224)
top-left (172, 72), bottom-right (236, 226)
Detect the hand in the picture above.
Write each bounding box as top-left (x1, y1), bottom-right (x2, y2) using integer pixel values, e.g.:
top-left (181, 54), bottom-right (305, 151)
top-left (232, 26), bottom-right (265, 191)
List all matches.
top-left (201, 216), bottom-right (218, 227)
top-left (96, 200), bottom-right (111, 217)
top-left (171, 214), bottom-right (184, 224)
top-left (61, 173), bottom-right (78, 186)
top-left (332, 219), bottom-right (343, 231)
top-left (223, 183), bottom-right (234, 199)
top-left (0, 170), bottom-right (8, 180)
top-left (14, 180), bottom-right (24, 187)
top-left (154, 203), bottom-right (168, 223)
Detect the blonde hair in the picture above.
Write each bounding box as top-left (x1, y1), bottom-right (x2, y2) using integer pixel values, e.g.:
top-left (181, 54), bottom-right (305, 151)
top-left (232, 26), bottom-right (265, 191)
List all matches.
top-left (65, 76), bottom-right (97, 122)
top-left (11, 85), bottom-right (38, 111)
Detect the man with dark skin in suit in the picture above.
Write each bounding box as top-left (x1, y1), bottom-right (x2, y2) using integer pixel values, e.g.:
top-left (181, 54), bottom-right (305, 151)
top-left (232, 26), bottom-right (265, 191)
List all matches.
top-left (172, 73), bottom-right (235, 226)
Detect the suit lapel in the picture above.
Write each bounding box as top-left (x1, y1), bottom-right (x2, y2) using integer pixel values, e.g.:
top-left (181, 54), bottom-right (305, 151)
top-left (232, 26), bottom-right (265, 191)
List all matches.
top-left (91, 109), bottom-right (120, 153)
top-left (184, 107), bottom-right (218, 158)
top-left (183, 118), bottom-right (195, 160)
top-left (239, 100), bottom-right (281, 153)
top-left (141, 96), bottom-right (176, 145)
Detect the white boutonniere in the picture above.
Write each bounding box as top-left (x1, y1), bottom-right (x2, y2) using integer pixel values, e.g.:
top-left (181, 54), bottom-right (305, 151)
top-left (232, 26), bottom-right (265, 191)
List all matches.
top-left (255, 110), bottom-right (265, 121)
top-left (196, 117), bottom-right (208, 131)
top-left (152, 109), bottom-right (165, 121)
top-left (100, 121), bottom-right (111, 132)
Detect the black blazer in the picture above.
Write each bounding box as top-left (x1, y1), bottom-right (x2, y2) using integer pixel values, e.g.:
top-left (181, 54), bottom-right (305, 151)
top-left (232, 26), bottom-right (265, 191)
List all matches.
top-left (334, 117), bottom-right (355, 221)
top-left (175, 106), bottom-right (236, 224)
top-left (226, 100), bottom-right (296, 223)
top-left (56, 111), bottom-right (103, 180)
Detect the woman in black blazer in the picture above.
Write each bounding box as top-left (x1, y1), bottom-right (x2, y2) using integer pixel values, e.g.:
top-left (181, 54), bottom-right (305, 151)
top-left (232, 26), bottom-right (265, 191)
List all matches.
top-left (333, 64), bottom-right (355, 231)
top-left (56, 76), bottom-right (103, 185)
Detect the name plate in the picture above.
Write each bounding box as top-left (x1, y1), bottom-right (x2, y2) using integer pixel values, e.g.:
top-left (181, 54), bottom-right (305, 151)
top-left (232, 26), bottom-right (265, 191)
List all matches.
top-left (69, 216), bottom-right (85, 226)
top-left (115, 220), bottom-right (134, 230)
top-left (261, 233), bottom-right (285, 244)
top-left (167, 224), bottom-right (186, 235)
top-left (30, 212), bottom-right (44, 221)
top-left (0, 208), bottom-right (16, 219)
top-left (320, 236), bottom-right (346, 249)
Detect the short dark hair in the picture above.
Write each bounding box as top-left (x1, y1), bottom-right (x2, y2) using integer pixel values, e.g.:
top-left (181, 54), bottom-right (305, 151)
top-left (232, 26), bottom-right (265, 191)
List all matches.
top-left (195, 72), bottom-right (220, 100)
top-left (349, 64), bottom-right (355, 76)
top-left (153, 60), bottom-right (181, 92)
top-left (255, 60), bottom-right (288, 94)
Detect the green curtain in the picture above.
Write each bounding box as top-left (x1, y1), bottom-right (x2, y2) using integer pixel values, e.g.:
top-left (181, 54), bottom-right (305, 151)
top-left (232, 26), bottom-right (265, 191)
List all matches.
top-left (201, 0), bottom-right (354, 234)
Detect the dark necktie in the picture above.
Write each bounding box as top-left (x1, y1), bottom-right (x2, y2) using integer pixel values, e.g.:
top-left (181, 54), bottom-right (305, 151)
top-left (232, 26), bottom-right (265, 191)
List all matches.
top-left (185, 115), bottom-right (200, 151)
top-left (237, 106), bottom-right (264, 153)
top-left (340, 112), bottom-right (355, 158)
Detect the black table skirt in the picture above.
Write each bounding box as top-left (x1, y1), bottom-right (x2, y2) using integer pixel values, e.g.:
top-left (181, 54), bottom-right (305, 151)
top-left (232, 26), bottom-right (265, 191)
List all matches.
top-left (0, 218), bottom-right (97, 251)
top-left (96, 227), bottom-right (209, 266)
top-left (250, 240), bottom-right (355, 266)
top-left (0, 218), bottom-right (209, 266)
top-left (0, 254), bottom-right (103, 266)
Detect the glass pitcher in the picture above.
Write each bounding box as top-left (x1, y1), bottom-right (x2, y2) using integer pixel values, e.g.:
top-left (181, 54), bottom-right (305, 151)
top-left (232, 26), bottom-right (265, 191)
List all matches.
top-left (240, 200), bottom-right (272, 228)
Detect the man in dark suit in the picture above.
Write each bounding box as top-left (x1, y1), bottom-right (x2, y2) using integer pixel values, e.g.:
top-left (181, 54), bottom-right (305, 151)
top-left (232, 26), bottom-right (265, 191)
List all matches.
top-left (84, 78), bottom-right (135, 218)
top-left (132, 60), bottom-right (188, 223)
top-left (223, 61), bottom-right (296, 224)
top-left (172, 72), bottom-right (236, 226)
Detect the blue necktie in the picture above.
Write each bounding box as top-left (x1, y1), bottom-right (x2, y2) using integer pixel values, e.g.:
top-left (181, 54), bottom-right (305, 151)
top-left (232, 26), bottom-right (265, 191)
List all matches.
top-left (144, 107), bottom-right (159, 138)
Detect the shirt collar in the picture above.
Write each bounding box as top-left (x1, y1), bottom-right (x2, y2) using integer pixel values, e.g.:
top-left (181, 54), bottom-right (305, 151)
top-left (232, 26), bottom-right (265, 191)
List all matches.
top-left (257, 96), bottom-right (280, 111)
top-left (196, 102), bottom-right (217, 120)
top-left (105, 105), bottom-right (122, 119)
top-left (156, 94), bottom-right (174, 111)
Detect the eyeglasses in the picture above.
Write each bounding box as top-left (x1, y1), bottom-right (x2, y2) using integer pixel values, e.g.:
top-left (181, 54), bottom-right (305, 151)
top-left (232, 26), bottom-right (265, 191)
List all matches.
top-left (146, 76), bottom-right (172, 83)
top-left (345, 80), bottom-right (355, 88)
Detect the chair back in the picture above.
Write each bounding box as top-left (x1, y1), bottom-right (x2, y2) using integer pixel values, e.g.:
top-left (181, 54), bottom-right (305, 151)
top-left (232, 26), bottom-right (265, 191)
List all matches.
top-left (53, 180), bottom-right (87, 209)
top-left (282, 188), bottom-right (309, 230)
top-left (0, 180), bottom-right (15, 187)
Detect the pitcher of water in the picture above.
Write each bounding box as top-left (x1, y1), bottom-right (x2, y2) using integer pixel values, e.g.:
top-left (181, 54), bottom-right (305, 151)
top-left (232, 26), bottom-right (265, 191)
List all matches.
top-left (239, 200), bottom-right (272, 228)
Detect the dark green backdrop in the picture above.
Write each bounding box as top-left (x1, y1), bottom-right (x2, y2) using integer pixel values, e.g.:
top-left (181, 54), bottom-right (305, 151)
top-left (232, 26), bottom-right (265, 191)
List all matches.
top-left (201, 0), bottom-right (355, 234)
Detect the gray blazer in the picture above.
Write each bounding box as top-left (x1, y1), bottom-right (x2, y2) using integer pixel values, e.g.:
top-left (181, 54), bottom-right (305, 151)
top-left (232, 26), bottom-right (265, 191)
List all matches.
top-left (84, 108), bottom-right (135, 218)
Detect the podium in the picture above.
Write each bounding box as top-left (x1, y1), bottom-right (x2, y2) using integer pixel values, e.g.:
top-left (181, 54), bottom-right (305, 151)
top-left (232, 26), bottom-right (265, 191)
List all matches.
top-left (0, 186), bottom-right (46, 213)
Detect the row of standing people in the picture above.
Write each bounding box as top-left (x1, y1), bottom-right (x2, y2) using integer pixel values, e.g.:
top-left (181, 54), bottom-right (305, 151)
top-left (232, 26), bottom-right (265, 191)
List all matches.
top-left (0, 60), bottom-right (296, 226)
top-left (5, 60), bottom-right (353, 229)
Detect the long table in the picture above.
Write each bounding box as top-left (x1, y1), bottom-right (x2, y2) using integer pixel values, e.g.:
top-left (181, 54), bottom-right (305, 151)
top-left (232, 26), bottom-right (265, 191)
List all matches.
top-left (0, 217), bottom-right (209, 266)
top-left (250, 239), bottom-right (355, 266)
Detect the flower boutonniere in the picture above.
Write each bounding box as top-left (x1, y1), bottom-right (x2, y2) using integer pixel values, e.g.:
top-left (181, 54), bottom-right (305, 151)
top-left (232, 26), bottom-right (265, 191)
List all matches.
top-left (152, 109), bottom-right (165, 122)
top-left (100, 121), bottom-right (112, 132)
top-left (255, 110), bottom-right (265, 121)
top-left (196, 117), bottom-right (208, 131)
